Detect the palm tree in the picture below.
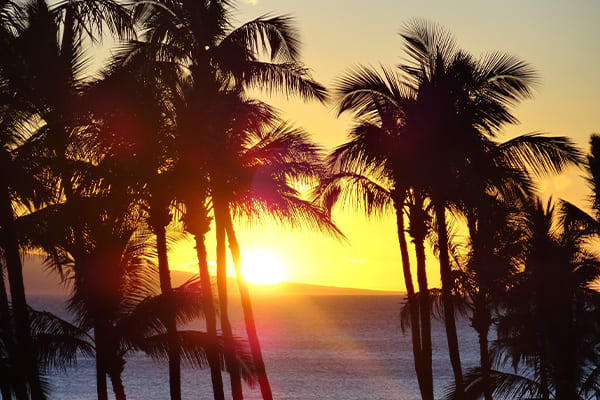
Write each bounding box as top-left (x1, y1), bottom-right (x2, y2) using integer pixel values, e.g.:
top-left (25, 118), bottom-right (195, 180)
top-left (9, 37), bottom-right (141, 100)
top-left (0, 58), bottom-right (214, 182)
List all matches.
top-left (82, 52), bottom-right (193, 400)
top-left (448, 198), bottom-right (600, 400)
top-left (172, 86), bottom-right (339, 400)
top-left (0, 304), bottom-right (97, 399)
top-left (321, 62), bottom-right (438, 400)
top-left (134, 3), bottom-right (326, 397)
top-left (66, 230), bottom-right (256, 400)
top-left (0, 6), bottom-right (57, 397)
top-left (450, 197), bottom-right (524, 400)
top-left (317, 173), bottom-right (431, 397)
top-left (395, 20), bottom-right (555, 396)
top-left (214, 96), bottom-right (342, 400)
top-left (0, 2), bottom-right (132, 396)
top-left (325, 20), bottom-right (583, 399)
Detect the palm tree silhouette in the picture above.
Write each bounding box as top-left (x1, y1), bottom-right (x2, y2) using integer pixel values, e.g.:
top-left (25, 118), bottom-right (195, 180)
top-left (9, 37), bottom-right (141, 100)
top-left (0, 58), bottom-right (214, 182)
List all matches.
top-left (84, 52), bottom-right (190, 400)
top-left (134, 2), bottom-right (326, 398)
top-left (1, 1), bottom-right (132, 395)
top-left (397, 20), bottom-right (542, 396)
top-left (214, 95), bottom-right (342, 400)
top-left (322, 20), bottom-right (582, 400)
top-left (317, 63), bottom-right (433, 399)
top-left (449, 198), bottom-right (600, 400)
top-left (174, 86), bottom-right (339, 400)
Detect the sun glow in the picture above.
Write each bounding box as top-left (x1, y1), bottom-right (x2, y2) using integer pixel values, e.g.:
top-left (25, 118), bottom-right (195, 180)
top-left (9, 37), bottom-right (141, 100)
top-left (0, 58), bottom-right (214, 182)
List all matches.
top-left (241, 250), bottom-right (286, 285)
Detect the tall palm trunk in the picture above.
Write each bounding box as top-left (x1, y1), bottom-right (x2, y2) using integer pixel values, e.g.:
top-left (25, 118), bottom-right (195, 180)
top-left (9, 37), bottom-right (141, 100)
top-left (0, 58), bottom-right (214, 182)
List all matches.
top-left (434, 202), bottom-right (464, 398)
top-left (0, 181), bottom-right (45, 400)
top-left (188, 204), bottom-right (225, 400)
top-left (393, 200), bottom-right (424, 396)
top-left (224, 206), bottom-right (273, 400)
top-left (153, 220), bottom-right (182, 400)
top-left (213, 196), bottom-right (244, 400)
top-left (413, 227), bottom-right (433, 400)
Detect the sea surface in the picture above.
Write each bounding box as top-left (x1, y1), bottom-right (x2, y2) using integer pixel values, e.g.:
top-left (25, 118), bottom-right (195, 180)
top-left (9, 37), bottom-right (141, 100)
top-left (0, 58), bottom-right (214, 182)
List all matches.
top-left (28, 295), bottom-right (480, 400)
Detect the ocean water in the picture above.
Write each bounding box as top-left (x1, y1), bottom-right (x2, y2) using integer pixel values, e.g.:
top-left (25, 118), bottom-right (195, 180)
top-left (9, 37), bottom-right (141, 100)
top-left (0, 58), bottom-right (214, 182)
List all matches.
top-left (29, 295), bottom-right (480, 400)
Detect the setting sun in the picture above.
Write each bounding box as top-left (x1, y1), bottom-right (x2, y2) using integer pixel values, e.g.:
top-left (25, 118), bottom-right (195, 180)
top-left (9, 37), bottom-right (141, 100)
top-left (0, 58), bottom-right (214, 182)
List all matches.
top-left (241, 250), bottom-right (286, 285)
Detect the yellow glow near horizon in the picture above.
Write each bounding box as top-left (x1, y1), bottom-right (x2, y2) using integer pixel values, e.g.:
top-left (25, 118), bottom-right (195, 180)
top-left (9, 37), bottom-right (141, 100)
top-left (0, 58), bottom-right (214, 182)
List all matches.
top-left (241, 250), bottom-right (286, 285)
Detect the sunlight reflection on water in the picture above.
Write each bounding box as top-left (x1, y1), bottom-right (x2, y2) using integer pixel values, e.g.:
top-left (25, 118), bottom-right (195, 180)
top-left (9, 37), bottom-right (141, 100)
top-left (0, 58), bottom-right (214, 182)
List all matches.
top-left (32, 295), bottom-right (480, 400)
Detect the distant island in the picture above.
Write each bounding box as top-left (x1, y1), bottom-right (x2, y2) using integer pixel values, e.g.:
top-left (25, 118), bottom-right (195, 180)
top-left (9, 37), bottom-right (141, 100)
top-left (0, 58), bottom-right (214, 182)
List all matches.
top-left (20, 256), bottom-right (403, 297)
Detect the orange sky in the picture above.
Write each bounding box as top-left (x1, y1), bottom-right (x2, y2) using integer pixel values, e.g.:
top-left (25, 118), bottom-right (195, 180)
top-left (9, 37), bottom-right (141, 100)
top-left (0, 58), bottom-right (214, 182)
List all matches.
top-left (127, 1), bottom-right (600, 291)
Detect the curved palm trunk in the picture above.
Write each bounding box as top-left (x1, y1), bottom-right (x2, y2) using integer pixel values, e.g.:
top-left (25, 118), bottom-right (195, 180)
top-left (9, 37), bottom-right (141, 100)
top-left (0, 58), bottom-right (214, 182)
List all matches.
top-left (0, 182), bottom-right (45, 400)
top-left (224, 206), bottom-right (273, 400)
top-left (214, 197), bottom-right (244, 400)
top-left (189, 209), bottom-right (225, 400)
top-left (393, 203), bottom-right (424, 396)
top-left (154, 223), bottom-right (182, 400)
top-left (413, 230), bottom-right (433, 400)
top-left (434, 202), bottom-right (464, 398)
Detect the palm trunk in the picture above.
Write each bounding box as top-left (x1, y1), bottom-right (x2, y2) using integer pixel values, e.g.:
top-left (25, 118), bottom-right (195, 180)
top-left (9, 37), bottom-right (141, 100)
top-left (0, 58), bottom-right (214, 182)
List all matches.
top-left (109, 370), bottom-right (127, 400)
top-left (189, 210), bottom-right (225, 400)
top-left (154, 223), bottom-right (182, 400)
top-left (413, 229), bottom-right (433, 400)
top-left (224, 207), bottom-right (273, 400)
top-left (0, 289), bottom-right (13, 400)
top-left (214, 197), bottom-right (244, 400)
top-left (0, 266), bottom-right (26, 400)
top-left (472, 299), bottom-right (492, 400)
top-left (478, 327), bottom-right (492, 400)
top-left (393, 203), bottom-right (424, 395)
top-left (94, 323), bottom-right (108, 400)
top-left (434, 202), bottom-right (464, 398)
top-left (0, 181), bottom-right (45, 400)
top-left (538, 349), bottom-right (550, 400)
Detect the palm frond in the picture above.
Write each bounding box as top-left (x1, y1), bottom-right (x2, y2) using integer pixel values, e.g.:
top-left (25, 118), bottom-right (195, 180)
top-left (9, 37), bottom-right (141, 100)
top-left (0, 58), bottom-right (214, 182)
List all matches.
top-left (496, 132), bottom-right (583, 176)
top-left (443, 367), bottom-right (550, 400)
top-left (140, 331), bottom-right (258, 385)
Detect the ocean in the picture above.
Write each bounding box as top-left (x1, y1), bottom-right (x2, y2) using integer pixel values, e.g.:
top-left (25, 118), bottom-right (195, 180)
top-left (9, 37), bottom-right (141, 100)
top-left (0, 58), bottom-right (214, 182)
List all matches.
top-left (29, 295), bottom-right (480, 400)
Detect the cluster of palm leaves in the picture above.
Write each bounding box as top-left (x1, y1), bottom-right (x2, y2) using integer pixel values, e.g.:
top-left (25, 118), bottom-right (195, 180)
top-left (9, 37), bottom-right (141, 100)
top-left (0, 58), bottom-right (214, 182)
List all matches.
top-left (0, 0), bottom-right (339, 399)
top-left (316, 20), bottom-right (600, 400)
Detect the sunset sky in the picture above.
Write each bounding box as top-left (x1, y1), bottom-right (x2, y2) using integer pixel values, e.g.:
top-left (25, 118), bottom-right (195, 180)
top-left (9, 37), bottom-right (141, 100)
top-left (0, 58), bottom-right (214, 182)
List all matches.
top-left (168, 0), bottom-right (600, 291)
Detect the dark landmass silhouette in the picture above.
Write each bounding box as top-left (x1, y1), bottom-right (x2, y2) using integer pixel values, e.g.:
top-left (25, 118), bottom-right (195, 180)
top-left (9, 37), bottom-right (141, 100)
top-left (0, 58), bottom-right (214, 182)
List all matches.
top-left (18, 255), bottom-right (403, 296)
